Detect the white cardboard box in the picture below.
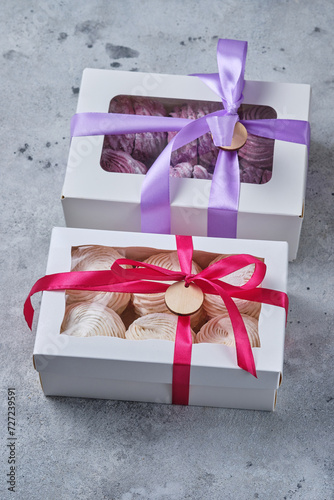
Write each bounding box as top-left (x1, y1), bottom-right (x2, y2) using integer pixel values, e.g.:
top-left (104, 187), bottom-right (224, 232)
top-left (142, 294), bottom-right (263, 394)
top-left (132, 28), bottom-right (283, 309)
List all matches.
top-left (32, 227), bottom-right (288, 411)
top-left (61, 69), bottom-right (311, 260)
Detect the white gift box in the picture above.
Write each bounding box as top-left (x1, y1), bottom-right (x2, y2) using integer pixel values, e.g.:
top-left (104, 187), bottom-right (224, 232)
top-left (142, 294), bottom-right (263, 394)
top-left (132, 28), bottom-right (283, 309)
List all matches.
top-left (61, 69), bottom-right (310, 260)
top-left (32, 227), bottom-right (288, 411)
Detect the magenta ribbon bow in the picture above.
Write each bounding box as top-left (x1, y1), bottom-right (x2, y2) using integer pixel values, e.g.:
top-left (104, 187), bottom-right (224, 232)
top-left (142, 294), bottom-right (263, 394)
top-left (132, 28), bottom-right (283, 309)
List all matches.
top-left (24, 235), bottom-right (288, 405)
top-left (71, 38), bottom-right (310, 238)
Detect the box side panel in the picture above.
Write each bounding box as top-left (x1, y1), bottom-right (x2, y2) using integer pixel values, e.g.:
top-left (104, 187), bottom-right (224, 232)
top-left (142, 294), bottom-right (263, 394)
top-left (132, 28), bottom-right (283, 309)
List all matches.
top-left (40, 372), bottom-right (172, 404)
top-left (237, 212), bottom-right (303, 261)
top-left (189, 385), bottom-right (276, 411)
top-left (39, 371), bottom-right (276, 411)
top-left (33, 350), bottom-right (281, 391)
top-left (62, 198), bottom-right (141, 232)
top-left (62, 197), bottom-right (302, 261)
top-left (34, 355), bottom-right (173, 386)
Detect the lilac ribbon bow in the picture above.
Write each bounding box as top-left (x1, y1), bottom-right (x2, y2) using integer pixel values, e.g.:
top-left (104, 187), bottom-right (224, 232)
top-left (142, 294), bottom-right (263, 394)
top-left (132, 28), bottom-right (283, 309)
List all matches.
top-left (71, 39), bottom-right (310, 238)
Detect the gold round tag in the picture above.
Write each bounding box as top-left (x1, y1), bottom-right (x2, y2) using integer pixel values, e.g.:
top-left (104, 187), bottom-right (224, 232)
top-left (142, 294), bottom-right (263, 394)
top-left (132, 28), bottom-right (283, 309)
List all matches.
top-left (164, 281), bottom-right (204, 316)
top-left (219, 121), bottom-right (247, 151)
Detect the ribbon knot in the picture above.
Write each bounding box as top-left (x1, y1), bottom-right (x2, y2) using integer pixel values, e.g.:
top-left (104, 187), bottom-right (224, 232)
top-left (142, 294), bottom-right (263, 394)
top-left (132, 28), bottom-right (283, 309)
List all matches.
top-left (206, 113), bottom-right (239, 148)
top-left (225, 103), bottom-right (240, 115)
top-left (184, 274), bottom-right (195, 287)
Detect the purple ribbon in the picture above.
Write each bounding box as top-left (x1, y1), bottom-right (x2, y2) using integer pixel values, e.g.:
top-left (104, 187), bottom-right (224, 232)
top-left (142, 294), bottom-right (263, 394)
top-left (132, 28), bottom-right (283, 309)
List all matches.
top-left (71, 39), bottom-right (310, 238)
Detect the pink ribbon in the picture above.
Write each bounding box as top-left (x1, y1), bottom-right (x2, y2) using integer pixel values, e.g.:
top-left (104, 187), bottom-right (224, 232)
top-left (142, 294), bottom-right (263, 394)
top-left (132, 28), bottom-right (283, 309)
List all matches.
top-left (24, 235), bottom-right (288, 405)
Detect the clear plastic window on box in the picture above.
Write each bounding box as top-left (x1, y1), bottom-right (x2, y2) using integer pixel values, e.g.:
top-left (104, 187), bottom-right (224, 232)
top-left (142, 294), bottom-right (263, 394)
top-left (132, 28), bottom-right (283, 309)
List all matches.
top-left (61, 244), bottom-right (262, 347)
top-left (99, 95), bottom-right (276, 185)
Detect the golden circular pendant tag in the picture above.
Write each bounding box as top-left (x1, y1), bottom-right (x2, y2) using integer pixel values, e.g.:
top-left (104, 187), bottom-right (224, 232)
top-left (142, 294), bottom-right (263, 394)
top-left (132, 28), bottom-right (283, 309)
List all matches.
top-left (165, 281), bottom-right (204, 316)
top-left (219, 122), bottom-right (247, 151)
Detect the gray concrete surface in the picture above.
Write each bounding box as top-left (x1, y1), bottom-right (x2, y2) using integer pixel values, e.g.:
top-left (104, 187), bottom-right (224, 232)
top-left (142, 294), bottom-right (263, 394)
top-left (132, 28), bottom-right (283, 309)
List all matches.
top-left (1, 1), bottom-right (333, 499)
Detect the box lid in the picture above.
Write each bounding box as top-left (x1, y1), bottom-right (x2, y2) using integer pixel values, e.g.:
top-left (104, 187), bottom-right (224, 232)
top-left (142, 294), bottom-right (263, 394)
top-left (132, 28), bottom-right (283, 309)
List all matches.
top-left (62, 69), bottom-right (310, 218)
top-left (33, 227), bottom-right (288, 391)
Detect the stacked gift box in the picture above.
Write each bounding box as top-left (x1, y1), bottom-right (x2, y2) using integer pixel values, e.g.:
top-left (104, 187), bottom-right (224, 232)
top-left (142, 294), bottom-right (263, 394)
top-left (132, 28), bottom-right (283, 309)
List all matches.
top-left (26, 39), bottom-right (311, 410)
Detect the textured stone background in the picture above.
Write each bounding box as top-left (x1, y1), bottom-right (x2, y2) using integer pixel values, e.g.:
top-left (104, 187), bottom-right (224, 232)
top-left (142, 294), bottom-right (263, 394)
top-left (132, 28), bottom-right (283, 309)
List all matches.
top-left (1, 1), bottom-right (333, 499)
